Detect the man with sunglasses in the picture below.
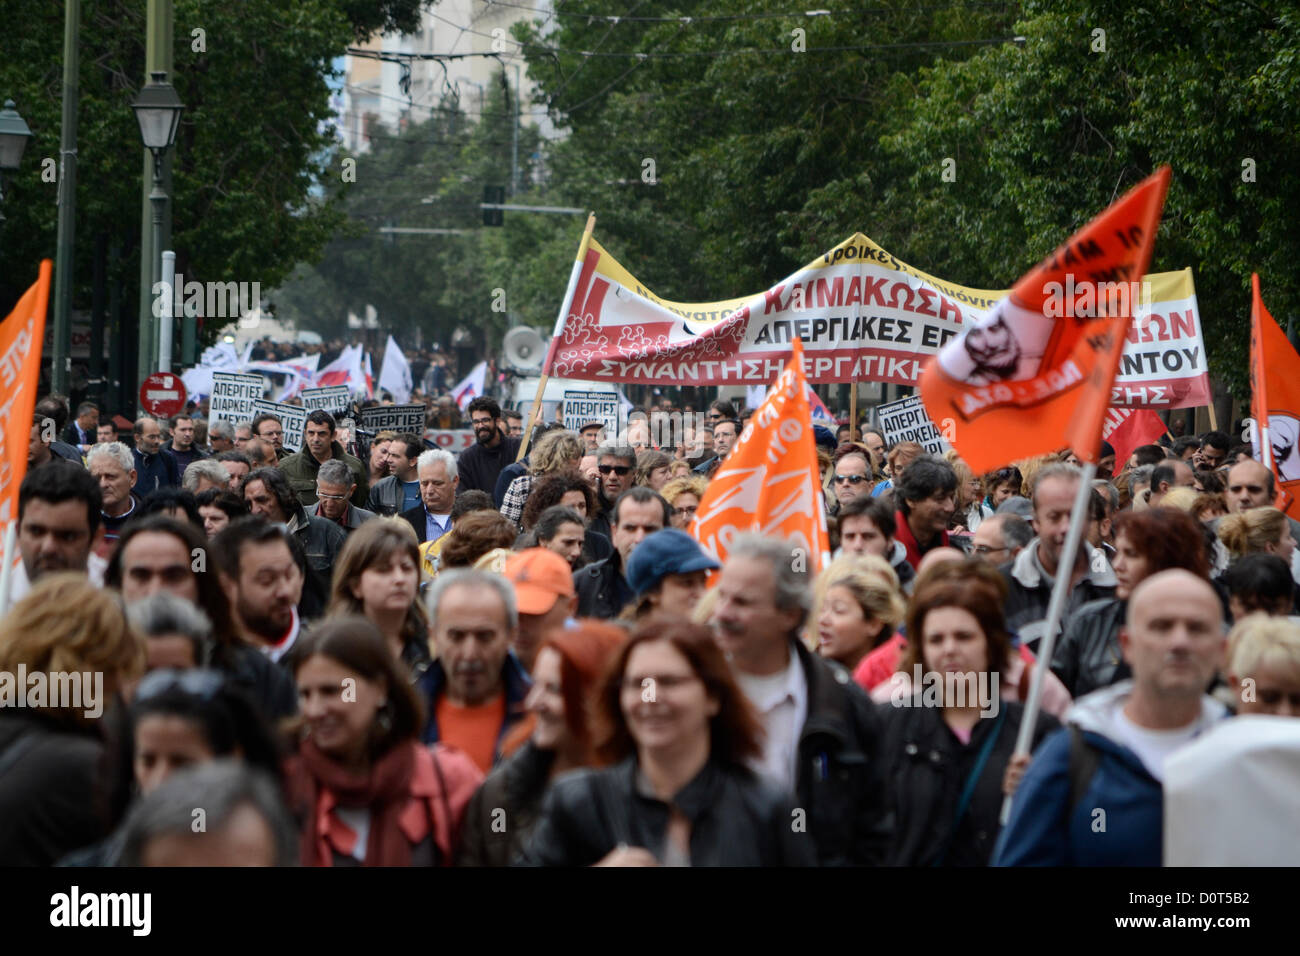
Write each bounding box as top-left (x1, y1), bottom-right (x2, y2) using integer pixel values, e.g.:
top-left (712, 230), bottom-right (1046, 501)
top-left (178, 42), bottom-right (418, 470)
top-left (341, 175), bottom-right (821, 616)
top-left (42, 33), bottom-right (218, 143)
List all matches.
top-left (829, 449), bottom-right (873, 516)
top-left (456, 397), bottom-right (521, 496)
top-left (588, 443), bottom-right (637, 542)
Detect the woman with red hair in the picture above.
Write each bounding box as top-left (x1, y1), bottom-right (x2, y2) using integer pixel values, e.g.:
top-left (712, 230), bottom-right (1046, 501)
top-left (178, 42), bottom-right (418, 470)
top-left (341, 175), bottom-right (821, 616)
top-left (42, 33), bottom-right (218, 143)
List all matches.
top-left (518, 617), bottom-right (816, 866)
top-left (459, 621), bottom-right (626, 866)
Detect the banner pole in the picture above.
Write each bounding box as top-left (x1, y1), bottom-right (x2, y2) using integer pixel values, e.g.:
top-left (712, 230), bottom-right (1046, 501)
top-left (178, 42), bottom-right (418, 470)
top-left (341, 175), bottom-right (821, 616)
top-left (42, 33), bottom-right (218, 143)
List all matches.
top-left (999, 460), bottom-right (1097, 826)
top-left (1207, 403), bottom-right (1219, 432)
top-left (849, 381), bottom-right (858, 441)
top-left (518, 212), bottom-right (596, 462)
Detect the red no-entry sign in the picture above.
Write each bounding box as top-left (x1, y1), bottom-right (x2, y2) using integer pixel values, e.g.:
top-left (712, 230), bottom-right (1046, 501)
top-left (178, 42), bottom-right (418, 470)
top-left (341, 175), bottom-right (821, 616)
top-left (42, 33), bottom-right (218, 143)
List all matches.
top-left (140, 373), bottom-right (188, 418)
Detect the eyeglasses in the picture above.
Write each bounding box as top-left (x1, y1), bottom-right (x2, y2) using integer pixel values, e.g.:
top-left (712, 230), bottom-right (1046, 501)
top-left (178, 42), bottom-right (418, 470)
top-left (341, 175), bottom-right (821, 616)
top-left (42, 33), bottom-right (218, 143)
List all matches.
top-left (673, 505), bottom-right (698, 517)
top-left (316, 490), bottom-right (349, 502)
top-left (973, 545), bottom-right (1009, 556)
top-left (706, 412), bottom-right (722, 420)
top-left (136, 668), bottom-right (225, 703)
top-left (470, 417), bottom-right (494, 427)
top-left (598, 464), bottom-right (632, 476)
top-left (834, 474), bottom-right (869, 485)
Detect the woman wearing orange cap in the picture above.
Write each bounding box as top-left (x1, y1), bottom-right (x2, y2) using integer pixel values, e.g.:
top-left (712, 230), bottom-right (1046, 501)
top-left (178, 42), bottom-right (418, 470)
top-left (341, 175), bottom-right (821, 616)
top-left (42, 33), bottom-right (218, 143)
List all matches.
top-left (459, 621), bottom-right (626, 866)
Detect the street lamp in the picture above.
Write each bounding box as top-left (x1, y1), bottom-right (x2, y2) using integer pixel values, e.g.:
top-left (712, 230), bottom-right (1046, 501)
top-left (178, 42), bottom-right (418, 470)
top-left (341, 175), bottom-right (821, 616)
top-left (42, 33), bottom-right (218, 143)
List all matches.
top-left (0, 99), bottom-right (34, 227)
top-left (131, 71), bottom-right (183, 372)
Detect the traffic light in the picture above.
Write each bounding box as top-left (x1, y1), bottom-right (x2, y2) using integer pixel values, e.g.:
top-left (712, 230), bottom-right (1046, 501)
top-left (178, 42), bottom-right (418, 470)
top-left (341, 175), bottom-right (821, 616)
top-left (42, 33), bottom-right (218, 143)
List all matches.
top-left (483, 185), bottom-right (505, 226)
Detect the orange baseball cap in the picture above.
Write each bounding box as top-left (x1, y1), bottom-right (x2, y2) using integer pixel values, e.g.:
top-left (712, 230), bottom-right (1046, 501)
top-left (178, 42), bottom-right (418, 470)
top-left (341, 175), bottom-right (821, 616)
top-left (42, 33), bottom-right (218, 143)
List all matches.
top-left (504, 548), bottom-right (576, 615)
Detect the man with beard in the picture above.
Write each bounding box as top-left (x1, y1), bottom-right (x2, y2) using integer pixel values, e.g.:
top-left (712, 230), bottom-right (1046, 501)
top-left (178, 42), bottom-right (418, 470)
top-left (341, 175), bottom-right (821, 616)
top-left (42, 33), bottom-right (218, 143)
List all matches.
top-left (419, 569), bottom-right (533, 773)
top-left (12, 461), bottom-right (107, 601)
top-left (213, 517), bottom-right (305, 664)
top-left (457, 397), bottom-right (520, 495)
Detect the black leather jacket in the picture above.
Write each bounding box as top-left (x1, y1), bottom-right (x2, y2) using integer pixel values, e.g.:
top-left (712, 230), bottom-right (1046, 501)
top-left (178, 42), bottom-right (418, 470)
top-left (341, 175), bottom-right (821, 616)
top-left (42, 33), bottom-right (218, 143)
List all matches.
top-left (1049, 597), bottom-right (1131, 698)
top-left (790, 640), bottom-right (894, 865)
top-left (460, 740), bottom-right (555, 867)
top-left (517, 756), bottom-right (816, 866)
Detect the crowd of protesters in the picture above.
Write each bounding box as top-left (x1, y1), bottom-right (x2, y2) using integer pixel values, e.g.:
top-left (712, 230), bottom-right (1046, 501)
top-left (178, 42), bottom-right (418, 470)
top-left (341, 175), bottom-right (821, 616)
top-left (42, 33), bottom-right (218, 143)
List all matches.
top-left (2, 384), bottom-right (1298, 868)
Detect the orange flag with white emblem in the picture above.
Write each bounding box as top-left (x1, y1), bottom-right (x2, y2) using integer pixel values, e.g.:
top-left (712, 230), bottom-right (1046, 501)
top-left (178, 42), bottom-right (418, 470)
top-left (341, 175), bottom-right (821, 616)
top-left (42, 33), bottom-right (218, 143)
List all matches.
top-left (921, 167), bottom-right (1171, 473)
top-left (690, 339), bottom-right (831, 575)
top-left (1249, 274), bottom-right (1300, 518)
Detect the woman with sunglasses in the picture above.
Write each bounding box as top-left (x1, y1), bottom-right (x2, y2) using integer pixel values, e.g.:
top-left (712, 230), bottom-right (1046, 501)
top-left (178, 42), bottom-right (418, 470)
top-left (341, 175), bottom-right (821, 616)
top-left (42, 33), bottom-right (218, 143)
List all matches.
top-left (519, 616), bottom-right (815, 866)
top-left (284, 617), bottom-right (483, 866)
top-left (61, 668), bottom-right (283, 865)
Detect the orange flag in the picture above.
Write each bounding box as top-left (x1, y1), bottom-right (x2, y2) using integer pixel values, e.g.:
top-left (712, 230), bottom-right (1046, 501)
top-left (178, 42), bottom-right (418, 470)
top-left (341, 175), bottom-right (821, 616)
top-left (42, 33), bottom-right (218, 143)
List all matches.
top-left (1249, 274), bottom-right (1300, 518)
top-left (0, 261), bottom-right (53, 533)
top-left (921, 167), bottom-right (1171, 473)
top-left (690, 339), bottom-right (831, 575)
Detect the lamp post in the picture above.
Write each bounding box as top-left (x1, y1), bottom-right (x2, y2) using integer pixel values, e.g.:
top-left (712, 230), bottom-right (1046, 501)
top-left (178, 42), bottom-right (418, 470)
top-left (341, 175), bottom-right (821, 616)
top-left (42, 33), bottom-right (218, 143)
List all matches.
top-left (0, 99), bottom-right (33, 232)
top-left (130, 71), bottom-right (183, 378)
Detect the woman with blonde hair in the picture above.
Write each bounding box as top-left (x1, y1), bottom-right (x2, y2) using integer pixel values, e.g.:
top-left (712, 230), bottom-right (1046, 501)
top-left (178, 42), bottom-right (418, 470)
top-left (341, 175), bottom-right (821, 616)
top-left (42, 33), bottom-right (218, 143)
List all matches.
top-left (660, 474), bottom-right (708, 530)
top-left (329, 518), bottom-right (430, 679)
top-left (0, 574), bottom-right (146, 865)
top-left (1218, 507), bottom-right (1294, 563)
top-left (1226, 614), bottom-right (1300, 716)
top-left (807, 556), bottom-right (906, 672)
top-left (501, 429), bottom-right (585, 528)
top-left (947, 456), bottom-right (990, 532)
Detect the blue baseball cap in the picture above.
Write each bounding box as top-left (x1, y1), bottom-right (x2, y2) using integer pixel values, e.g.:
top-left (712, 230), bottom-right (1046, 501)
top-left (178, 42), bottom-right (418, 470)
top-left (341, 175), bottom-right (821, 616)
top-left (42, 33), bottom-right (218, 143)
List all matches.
top-left (625, 529), bottom-right (721, 597)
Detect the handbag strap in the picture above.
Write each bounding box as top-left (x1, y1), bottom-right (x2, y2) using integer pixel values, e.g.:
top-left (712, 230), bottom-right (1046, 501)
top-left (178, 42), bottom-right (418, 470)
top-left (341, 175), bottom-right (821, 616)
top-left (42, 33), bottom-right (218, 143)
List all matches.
top-left (933, 707), bottom-right (1007, 866)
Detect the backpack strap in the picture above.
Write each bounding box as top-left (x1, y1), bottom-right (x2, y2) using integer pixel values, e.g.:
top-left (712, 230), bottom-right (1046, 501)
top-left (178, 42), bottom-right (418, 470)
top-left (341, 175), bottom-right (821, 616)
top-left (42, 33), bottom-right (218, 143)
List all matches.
top-left (1067, 724), bottom-right (1102, 816)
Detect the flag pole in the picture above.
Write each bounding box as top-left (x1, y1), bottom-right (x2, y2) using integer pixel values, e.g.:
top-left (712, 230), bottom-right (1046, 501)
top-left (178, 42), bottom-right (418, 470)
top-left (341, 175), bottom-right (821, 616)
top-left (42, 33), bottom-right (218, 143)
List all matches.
top-left (0, 524), bottom-right (18, 618)
top-left (518, 212), bottom-right (596, 462)
top-left (1000, 460), bottom-right (1097, 826)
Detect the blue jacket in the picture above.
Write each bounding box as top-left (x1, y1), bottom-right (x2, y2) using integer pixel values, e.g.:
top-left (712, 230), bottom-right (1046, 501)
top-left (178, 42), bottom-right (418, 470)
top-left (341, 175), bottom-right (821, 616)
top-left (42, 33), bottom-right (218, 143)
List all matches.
top-left (132, 447), bottom-right (180, 498)
top-left (992, 680), bottom-right (1227, 867)
top-left (416, 652), bottom-right (532, 767)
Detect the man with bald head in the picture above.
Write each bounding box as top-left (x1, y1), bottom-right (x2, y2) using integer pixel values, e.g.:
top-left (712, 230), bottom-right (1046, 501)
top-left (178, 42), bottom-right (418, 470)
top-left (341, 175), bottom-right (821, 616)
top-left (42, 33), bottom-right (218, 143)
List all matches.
top-left (995, 569), bottom-right (1228, 866)
top-left (1223, 458), bottom-right (1300, 552)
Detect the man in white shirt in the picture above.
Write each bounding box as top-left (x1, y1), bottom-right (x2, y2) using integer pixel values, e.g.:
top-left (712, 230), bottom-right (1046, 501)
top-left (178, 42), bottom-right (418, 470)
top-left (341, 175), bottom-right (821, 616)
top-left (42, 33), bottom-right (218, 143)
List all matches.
top-left (710, 533), bottom-right (893, 865)
top-left (12, 461), bottom-right (107, 603)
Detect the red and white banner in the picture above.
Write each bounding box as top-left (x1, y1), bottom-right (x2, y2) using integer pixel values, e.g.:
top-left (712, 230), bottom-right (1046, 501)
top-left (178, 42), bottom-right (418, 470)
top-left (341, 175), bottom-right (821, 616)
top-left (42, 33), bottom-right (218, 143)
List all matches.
top-left (548, 232), bottom-right (1207, 409)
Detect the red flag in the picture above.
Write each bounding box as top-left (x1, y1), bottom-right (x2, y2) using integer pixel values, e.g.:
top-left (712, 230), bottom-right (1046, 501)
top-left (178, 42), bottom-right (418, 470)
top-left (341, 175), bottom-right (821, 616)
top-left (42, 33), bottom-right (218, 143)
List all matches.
top-left (1250, 275), bottom-right (1300, 518)
top-left (690, 339), bottom-right (831, 575)
top-left (1102, 407), bottom-right (1167, 472)
top-left (921, 167), bottom-right (1171, 473)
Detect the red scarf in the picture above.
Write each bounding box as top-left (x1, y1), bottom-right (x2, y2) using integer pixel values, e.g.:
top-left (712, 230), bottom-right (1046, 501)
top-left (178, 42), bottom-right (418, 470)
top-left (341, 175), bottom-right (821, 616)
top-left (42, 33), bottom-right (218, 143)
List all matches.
top-left (894, 508), bottom-right (949, 571)
top-left (294, 739), bottom-right (445, 867)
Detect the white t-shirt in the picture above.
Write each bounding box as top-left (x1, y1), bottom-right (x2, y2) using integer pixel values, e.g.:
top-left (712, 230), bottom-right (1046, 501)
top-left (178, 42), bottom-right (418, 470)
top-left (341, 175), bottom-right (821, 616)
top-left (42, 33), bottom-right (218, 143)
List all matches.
top-left (1111, 709), bottom-right (1202, 782)
top-left (736, 651), bottom-right (807, 795)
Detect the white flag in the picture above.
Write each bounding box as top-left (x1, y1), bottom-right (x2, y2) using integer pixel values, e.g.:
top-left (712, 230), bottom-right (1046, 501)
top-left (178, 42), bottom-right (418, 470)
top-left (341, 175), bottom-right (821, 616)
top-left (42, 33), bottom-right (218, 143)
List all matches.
top-left (450, 361), bottom-right (487, 411)
top-left (378, 335), bottom-right (412, 404)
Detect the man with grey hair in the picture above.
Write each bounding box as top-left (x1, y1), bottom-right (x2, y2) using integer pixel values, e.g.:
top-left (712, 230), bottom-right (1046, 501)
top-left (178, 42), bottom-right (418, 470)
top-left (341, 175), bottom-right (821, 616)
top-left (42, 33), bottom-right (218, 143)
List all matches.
top-left (401, 448), bottom-right (459, 545)
top-left (126, 591), bottom-right (214, 670)
top-left (87, 441), bottom-right (142, 549)
top-left (970, 513), bottom-right (1033, 566)
top-left (208, 419), bottom-right (236, 453)
top-left (588, 442), bottom-right (637, 541)
top-left (419, 568), bottom-right (532, 773)
top-left (1002, 462), bottom-right (1116, 653)
top-left (710, 532), bottom-right (892, 865)
top-left (1127, 464), bottom-right (1155, 510)
top-left (117, 760), bottom-right (298, 866)
top-left (182, 458), bottom-right (232, 495)
top-left (310, 458), bottom-right (375, 532)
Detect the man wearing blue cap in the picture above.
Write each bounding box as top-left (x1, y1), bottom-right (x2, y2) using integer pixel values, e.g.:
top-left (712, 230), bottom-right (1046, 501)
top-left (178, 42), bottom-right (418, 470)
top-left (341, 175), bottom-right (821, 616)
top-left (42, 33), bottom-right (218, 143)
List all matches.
top-left (625, 528), bottom-right (721, 619)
